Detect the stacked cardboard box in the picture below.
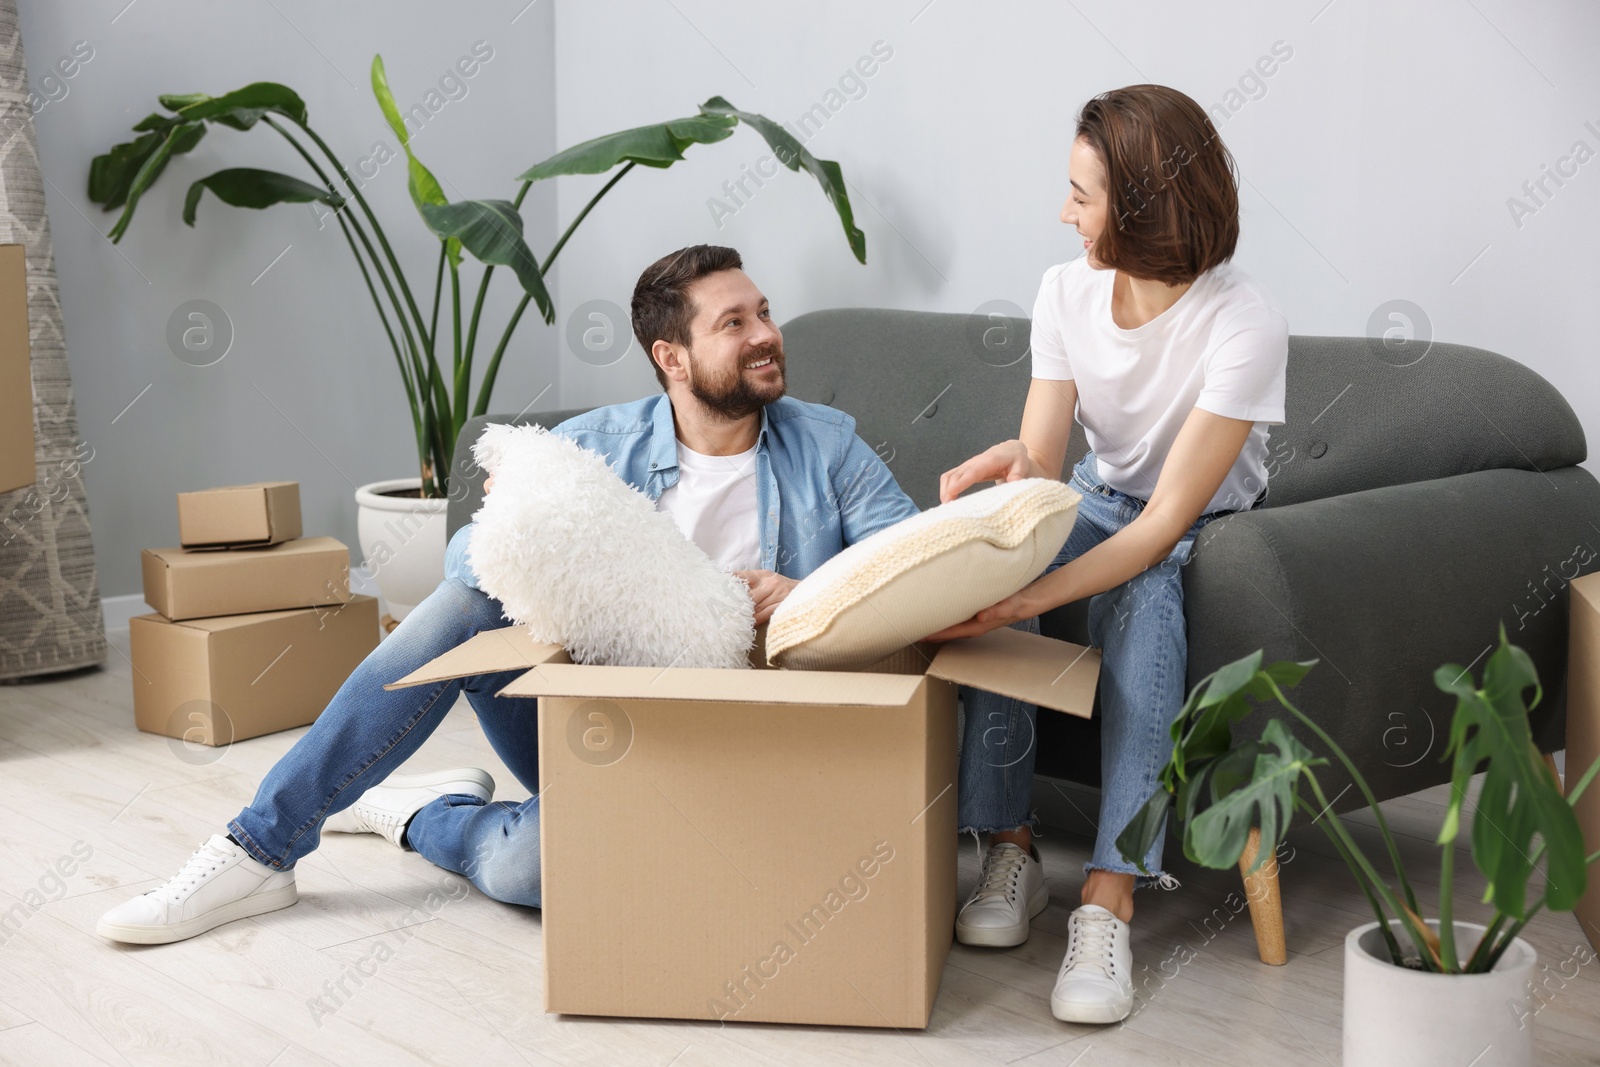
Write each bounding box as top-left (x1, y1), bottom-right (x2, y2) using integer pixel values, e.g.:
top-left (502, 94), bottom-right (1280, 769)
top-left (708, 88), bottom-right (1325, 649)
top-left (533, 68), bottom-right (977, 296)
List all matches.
top-left (0, 244), bottom-right (35, 495)
top-left (132, 482), bottom-right (379, 746)
top-left (1570, 572), bottom-right (1600, 953)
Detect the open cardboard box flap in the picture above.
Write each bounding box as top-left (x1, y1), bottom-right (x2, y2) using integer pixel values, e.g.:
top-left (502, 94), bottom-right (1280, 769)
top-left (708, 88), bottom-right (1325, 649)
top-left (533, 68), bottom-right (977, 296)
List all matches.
top-left (383, 626), bottom-right (566, 689)
top-left (498, 660), bottom-right (927, 706)
top-left (388, 624), bottom-right (1098, 717)
top-left (924, 626), bottom-right (1099, 718)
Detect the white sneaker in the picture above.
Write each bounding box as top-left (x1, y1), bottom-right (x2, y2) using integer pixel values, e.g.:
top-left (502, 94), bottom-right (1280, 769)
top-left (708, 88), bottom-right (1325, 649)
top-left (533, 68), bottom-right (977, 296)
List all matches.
top-left (96, 834), bottom-right (297, 945)
top-left (956, 841), bottom-right (1049, 947)
top-left (1051, 904), bottom-right (1134, 1023)
top-left (321, 768), bottom-right (494, 849)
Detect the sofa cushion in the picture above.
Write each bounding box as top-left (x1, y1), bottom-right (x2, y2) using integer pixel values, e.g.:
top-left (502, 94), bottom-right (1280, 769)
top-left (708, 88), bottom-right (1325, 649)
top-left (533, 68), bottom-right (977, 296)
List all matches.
top-left (766, 479), bottom-right (1079, 670)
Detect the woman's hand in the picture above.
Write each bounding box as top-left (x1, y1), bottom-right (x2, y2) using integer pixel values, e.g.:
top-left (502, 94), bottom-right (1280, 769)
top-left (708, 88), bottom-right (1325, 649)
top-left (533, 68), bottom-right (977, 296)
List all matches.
top-left (734, 569), bottom-right (799, 625)
top-left (939, 440), bottom-right (1040, 504)
top-left (923, 588), bottom-right (1042, 642)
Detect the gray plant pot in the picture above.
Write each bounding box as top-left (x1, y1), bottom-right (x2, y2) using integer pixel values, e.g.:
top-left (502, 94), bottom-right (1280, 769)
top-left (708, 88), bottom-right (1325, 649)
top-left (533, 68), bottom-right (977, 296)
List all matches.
top-left (1343, 919), bottom-right (1537, 1067)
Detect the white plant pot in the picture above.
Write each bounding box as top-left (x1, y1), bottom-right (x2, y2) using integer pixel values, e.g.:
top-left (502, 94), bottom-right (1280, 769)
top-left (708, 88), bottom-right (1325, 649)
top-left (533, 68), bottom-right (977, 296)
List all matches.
top-left (354, 477), bottom-right (449, 624)
top-left (1343, 919), bottom-right (1537, 1067)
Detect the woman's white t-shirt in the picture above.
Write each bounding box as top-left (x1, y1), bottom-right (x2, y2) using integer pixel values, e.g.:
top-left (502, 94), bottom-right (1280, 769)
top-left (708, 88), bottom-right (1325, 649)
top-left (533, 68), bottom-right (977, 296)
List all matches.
top-left (654, 438), bottom-right (762, 573)
top-left (1030, 256), bottom-right (1288, 515)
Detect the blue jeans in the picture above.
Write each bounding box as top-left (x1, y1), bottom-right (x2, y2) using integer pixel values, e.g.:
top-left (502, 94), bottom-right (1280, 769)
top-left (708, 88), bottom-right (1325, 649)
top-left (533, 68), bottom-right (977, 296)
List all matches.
top-left (229, 525), bottom-right (547, 907)
top-left (955, 450), bottom-right (1264, 885)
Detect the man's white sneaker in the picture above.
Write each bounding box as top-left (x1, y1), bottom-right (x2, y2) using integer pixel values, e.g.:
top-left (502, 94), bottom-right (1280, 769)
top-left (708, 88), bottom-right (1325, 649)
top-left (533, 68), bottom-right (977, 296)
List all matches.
top-left (1050, 904), bottom-right (1134, 1024)
top-left (956, 841), bottom-right (1048, 947)
top-left (321, 768), bottom-right (494, 849)
top-left (96, 834), bottom-right (296, 945)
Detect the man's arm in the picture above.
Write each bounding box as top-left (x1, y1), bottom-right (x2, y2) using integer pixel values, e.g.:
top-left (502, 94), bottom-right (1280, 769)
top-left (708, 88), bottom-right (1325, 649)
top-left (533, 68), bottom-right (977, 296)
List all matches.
top-left (835, 430), bottom-right (921, 544)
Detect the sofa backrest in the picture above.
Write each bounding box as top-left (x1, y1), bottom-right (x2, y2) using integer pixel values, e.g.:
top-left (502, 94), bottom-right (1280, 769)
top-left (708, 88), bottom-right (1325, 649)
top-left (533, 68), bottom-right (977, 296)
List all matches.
top-left (779, 308), bottom-right (1588, 510)
top-left (449, 306), bottom-right (1587, 534)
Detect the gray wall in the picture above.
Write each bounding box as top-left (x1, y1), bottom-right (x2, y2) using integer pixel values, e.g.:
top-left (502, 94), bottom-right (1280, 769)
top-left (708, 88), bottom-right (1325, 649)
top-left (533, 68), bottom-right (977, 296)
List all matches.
top-left (18, 0), bottom-right (1600, 603)
top-left (17, 1), bottom-right (559, 602)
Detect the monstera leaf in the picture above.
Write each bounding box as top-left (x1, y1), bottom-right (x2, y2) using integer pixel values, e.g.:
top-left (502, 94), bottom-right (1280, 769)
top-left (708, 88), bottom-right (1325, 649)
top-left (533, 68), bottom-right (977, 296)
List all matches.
top-left (1116, 652), bottom-right (1317, 875)
top-left (1435, 622), bottom-right (1586, 918)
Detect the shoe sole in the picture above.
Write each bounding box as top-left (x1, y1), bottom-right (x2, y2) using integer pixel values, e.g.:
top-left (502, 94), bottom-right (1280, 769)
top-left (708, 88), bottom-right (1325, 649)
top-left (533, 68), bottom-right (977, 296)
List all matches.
top-left (324, 768), bottom-right (496, 835)
top-left (378, 768), bottom-right (495, 798)
top-left (96, 883), bottom-right (299, 945)
top-left (1050, 994), bottom-right (1133, 1025)
top-left (956, 882), bottom-right (1051, 948)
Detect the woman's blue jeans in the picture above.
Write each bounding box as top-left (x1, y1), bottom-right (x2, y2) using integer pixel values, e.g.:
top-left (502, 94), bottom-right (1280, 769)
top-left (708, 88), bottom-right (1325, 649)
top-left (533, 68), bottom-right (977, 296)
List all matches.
top-left (954, 449), bottom-right (1265, 885)
top-left (229, 524), bottom-right (547, 907)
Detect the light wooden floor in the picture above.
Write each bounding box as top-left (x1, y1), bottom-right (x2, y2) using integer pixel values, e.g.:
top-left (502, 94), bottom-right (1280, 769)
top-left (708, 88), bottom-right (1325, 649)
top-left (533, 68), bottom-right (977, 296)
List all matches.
top-left (1, 629), bottom-right (1598, 1067)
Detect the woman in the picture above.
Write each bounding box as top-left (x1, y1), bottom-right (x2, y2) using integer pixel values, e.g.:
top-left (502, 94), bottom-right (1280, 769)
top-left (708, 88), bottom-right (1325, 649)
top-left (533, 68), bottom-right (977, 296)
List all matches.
top-left (932, 84), bottom-right (1288, 1024)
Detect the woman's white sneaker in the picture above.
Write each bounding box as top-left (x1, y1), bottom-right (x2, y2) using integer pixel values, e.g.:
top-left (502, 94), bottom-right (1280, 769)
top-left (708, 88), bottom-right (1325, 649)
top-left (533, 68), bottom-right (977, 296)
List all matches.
top-left (1050, 904), bottom-right (1134, 1023)
top-left (956, 841), bottom-right (1048, 947)
top-left (321, 768), bottom-right (494, 849)
top-left (96, 834), bottom-right (296, 945)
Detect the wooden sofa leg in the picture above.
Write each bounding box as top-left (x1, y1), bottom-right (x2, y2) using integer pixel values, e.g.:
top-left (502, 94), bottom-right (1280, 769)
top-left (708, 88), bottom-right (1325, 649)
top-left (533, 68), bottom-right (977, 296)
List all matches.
top-left (1238, 827), bottom-right (1288, 965)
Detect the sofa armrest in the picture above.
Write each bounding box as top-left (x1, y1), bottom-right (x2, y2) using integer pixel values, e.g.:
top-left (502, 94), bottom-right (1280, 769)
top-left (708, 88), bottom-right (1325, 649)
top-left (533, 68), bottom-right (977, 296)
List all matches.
top-left (446, 408), bottom-right (595, 539)
top-left (1182, 464), bottom-right (1600, 807)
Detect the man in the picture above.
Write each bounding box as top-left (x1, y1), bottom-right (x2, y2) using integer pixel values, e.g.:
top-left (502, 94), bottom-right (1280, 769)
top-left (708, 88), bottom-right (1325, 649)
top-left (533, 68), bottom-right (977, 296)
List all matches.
top-left (100, 244), bottom-right (1036, 944)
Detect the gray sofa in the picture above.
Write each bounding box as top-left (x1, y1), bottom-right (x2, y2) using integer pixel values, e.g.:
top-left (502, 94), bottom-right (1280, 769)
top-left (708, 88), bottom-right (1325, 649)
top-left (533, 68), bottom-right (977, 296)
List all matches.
top-left (449, 306), bottom-right (1598, 839)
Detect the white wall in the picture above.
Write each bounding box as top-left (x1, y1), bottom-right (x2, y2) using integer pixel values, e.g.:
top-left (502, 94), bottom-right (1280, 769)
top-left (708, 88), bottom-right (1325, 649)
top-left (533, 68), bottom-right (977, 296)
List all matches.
top-left (18, 1), bottom-right (559, 601)
top-left (549, 0), bottom-right (1600, 471)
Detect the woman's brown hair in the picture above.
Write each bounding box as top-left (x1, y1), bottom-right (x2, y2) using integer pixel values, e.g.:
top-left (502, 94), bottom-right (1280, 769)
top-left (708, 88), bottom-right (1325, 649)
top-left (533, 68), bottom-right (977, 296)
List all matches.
top-left (1075, 84), bottom-right (1239, 286)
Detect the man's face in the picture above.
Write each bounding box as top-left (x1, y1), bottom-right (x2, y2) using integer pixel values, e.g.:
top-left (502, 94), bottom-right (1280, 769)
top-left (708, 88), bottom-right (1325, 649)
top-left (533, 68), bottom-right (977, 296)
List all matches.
top-left (679, 269), bottom-right (785, 420)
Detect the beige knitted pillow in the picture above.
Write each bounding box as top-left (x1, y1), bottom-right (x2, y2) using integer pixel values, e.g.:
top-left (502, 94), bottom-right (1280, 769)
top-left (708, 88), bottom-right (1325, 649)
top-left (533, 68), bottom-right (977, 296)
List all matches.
top-left (766, 479), bottom-right (1080, 670)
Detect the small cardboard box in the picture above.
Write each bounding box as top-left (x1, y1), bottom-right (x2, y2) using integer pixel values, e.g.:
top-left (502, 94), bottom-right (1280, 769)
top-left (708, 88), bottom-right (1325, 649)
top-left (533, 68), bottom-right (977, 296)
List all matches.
top-left (178, 481), bottom-right (303, 549)
top-left (0, 244), bottom-right (36, 495)
top-left (142, 536), bottom-right (352, 621)
top-left (130, 594), bottom-right (380, 745)
top-left (1569, 572), bottom-right (1600, 952)
top-left (387, 624), bottom-right (1100, 1027)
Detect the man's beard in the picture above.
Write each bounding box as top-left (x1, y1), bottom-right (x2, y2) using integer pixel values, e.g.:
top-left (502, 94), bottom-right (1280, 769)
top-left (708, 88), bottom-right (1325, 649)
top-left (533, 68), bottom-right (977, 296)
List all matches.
top-left (685, 341), bottom-right (786, 420)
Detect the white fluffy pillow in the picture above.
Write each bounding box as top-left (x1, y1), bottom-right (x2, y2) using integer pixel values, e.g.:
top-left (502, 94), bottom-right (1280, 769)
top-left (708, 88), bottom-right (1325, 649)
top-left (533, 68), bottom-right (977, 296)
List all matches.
top-left (466, 423), bottom-right (755, 668)
top-left (766, 478), bottom-right (1079, 670)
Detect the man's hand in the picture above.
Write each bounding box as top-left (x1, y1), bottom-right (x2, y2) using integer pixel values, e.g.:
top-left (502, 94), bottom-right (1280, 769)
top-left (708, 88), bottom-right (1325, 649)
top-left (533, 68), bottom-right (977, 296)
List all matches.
top-left (923, 588), bottom-right (1040, 642)
top-left (734, 569), bottom-right (799, 625)
top-left (939, 440), bottom-right (1039, 504)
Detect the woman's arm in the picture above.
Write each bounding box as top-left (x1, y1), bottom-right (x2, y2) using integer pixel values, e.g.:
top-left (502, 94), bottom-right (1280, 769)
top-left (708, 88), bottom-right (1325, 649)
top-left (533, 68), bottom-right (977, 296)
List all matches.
top-left (926, 406), bottom-right (1254, 640)
top-left (938, 378), bottom-right (1079, 502)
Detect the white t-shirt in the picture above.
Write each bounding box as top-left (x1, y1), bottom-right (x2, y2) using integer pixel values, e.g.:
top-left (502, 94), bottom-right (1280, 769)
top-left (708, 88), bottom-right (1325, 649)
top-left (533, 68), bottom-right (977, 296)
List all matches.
top-left (655, 438), bottom-right (762, 573)
top-left (1030, 256), bottom-right (1288, 515)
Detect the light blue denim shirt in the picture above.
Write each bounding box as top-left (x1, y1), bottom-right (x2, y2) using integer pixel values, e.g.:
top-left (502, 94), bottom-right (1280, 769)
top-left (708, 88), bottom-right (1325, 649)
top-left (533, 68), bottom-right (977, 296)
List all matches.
top-left (445, 392), bottom-right (919, 588)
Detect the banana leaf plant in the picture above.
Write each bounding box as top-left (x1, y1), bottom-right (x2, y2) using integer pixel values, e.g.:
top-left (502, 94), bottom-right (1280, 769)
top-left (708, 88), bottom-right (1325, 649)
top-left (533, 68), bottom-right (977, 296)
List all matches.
top-left (88, 63), bottom-right (868, 498)
top-left (1116, 622), bottom-right (1600, 973)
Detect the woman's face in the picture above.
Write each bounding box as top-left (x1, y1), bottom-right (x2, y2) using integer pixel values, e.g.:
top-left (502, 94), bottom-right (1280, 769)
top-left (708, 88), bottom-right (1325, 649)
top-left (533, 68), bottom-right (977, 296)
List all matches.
top-left (1060, 137), bottom-right (1108, 268)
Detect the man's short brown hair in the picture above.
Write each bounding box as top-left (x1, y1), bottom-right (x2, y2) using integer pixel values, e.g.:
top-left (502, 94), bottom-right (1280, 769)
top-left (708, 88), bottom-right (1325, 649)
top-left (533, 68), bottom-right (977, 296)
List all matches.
top-left (1076, 84), bottom-right (1240, 287)
top-left (631, 245), bottom-right (744, 389)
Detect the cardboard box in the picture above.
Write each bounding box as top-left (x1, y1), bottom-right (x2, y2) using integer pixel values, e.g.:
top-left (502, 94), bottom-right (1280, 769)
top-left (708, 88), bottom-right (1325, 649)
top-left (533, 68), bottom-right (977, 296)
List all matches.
top-left (387, 624), bottom-right (1100, 1027)
top-left (0, 244), bottom-right (36, 495)
top-left (178, 481), bottom-right (303, 549)
top-left (141, 536), bottom-right (351, 621)
top-left (1569, 572), bottom-right (1600, 952)
top-left (130, 594), bottom-right (379, 745)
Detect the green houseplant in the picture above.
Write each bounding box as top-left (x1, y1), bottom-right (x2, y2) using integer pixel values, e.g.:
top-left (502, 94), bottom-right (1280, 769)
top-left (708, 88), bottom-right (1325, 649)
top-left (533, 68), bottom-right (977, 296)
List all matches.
top-left (88, 57), bottom-right (867, 620)
top-left (1115, 623), bottom-right (1600, 1065)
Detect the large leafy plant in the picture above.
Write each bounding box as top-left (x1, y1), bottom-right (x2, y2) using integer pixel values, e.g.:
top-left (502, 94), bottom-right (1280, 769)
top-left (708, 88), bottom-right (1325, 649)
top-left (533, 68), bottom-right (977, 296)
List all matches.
top-left (1116, 623), bottom-right (1600, 973)
top-left (88, 62), bottom-right (867, 498)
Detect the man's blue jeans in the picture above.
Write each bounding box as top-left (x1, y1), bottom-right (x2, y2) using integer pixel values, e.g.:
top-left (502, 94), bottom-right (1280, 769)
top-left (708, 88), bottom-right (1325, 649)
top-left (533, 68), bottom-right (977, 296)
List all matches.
top-left (953, 449), bottom-right (1266, 885)
top-left (229, 524), bottom-right (547, 906)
